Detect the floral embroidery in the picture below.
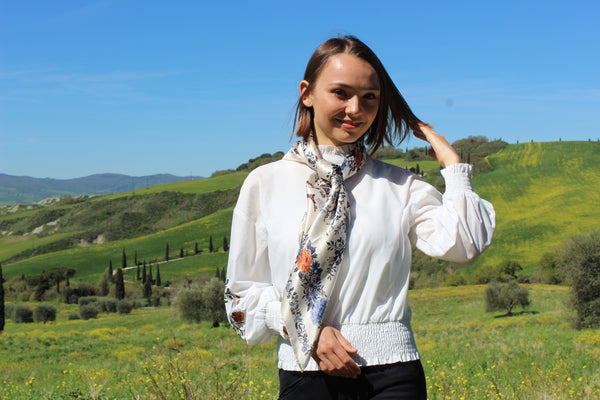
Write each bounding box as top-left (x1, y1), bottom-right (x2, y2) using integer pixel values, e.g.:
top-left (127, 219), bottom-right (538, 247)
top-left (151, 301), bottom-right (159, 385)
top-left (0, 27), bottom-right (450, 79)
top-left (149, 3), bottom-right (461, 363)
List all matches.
top-left (224, 284), bottom-right (245, 338)
top-left (281, 139), bottom-right (369, 370)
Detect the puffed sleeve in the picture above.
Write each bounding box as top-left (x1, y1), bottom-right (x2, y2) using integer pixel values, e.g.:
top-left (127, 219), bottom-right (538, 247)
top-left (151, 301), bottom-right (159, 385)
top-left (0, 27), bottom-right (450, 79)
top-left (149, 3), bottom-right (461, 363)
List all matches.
top-left (224, 173), bottom-right (287, 345)
top-left (408, 163), bottom-right (495, 262)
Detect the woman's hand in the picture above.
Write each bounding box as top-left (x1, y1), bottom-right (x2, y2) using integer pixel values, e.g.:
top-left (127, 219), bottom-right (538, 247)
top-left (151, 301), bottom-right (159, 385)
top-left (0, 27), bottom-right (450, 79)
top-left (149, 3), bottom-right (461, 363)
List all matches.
top-left (312, 323), bottom-right (361, 378)
top-left (415, 123), bottom-right (461, 168)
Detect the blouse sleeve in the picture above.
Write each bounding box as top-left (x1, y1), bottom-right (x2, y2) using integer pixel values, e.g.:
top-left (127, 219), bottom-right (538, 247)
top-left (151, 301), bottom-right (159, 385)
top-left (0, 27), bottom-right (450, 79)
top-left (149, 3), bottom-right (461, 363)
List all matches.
top-left (224, 175), bottom-right (287, 345)
top-left (408, 163), bottom-right (495, 262)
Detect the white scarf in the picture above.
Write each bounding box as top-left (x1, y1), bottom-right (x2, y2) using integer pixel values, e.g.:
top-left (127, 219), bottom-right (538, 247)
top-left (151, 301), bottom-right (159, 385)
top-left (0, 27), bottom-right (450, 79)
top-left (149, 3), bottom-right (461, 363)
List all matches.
top-left (281, 138), bottom-right (369, 370)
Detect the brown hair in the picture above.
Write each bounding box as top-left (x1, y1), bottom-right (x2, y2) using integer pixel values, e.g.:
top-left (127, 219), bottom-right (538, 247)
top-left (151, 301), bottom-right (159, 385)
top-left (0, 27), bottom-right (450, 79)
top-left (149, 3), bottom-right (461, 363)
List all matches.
top-left (293, 36), bottom-right (425, 153)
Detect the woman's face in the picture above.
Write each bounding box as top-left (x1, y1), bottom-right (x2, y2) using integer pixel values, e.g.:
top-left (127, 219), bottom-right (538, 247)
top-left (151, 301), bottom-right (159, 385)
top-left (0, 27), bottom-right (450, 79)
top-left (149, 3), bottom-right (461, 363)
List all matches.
top-left (301, 53), bottom-right (380, 147)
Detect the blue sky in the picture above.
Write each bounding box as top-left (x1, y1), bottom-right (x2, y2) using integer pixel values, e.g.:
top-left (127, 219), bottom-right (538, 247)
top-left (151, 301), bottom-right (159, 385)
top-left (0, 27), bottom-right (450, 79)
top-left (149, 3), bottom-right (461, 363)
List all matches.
top-left (1, 0), bottom-right (598, 179)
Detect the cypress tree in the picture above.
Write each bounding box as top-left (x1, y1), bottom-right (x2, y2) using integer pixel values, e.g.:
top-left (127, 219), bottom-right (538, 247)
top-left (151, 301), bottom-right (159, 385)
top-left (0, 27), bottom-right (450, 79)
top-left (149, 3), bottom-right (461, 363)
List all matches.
top-left (209, 236), bottom-right (214, 253)
top-left (142, 262), bottom-right (147, 283)
top-left (108, 260), bottom-right (114, 282)
top-left (223, 237), bottom-right (229, 252)
top-left (122, 249), bottom-right (127, 269)
top-left (143, 277), bottom-right (152, 301)
top-left (136, 263), bottom-right (140, 281)
top-left (115, 268), bottom-right (125, 300)
top-left (194, 242), bottom-right (199, 254)
top-left (180, 247), bottom-right (184, 258)
top-left (1, 263), bottom-right (5, 333)
top-left (100, 275), bottom-right (110, 296)
top-left (134, 250), bottom-right (138, 266)
top-left (149, 265), bottom-right (153, 285)
top-left (216, 267), bottom-right (220, 279)
top-left (165, 243), bottom-right (170, 262)
top-left (156, 265), bottom-right (161, 286)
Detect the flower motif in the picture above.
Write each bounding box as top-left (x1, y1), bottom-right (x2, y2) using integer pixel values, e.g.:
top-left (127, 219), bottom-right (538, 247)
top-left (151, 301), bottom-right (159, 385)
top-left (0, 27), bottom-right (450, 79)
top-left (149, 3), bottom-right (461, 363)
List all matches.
top-left (297, 248), bottom-right (313, 274)
top-left (230, 311), bottom-right (245, 324)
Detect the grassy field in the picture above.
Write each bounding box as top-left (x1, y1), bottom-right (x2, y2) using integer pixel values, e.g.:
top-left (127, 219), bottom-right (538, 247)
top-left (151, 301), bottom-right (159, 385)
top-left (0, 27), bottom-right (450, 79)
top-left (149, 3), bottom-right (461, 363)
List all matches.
top-left (1, 284), bottom-right (598, 399)
top-left (98, 172), bottom-right (249, 200)
top-left (470, 141), bottom-right (600, 273)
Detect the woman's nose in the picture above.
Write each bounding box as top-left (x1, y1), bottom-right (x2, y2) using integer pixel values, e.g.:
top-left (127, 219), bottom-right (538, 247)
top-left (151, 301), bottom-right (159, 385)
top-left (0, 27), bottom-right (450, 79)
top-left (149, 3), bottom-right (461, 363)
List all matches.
top-left (346, 96), bottom-right (360, 115)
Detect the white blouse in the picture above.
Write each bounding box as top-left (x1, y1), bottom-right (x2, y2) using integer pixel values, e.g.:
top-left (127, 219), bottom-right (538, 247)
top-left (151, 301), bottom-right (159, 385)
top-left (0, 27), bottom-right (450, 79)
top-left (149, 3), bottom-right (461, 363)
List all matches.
top-left (225, 145), bottom-right (495, 371)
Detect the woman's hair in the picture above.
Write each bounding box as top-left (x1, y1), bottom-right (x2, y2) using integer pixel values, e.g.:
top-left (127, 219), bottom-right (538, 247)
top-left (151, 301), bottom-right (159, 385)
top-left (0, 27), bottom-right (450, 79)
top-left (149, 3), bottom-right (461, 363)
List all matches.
top-left (293, 35), bottom-right (425, 153)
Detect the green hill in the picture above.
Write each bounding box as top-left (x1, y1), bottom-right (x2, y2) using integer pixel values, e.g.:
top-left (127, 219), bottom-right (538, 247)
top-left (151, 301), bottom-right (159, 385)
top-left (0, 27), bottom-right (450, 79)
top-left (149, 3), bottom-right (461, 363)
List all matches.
top-left (470, 140), bottom-right (600, 272)
top-left (2, 141), bottom-right (598, 284)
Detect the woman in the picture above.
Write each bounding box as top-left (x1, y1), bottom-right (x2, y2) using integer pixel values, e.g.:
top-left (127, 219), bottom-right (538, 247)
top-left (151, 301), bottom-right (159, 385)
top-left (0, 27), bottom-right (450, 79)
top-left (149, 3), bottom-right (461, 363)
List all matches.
top-left (225, 36), bottom-right (495, 399)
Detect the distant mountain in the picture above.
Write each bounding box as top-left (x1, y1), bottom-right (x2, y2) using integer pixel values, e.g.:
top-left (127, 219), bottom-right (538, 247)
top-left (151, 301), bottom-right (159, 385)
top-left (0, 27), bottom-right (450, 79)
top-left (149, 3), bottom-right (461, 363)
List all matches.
top-left (0, 173), bottom-right (204, 205)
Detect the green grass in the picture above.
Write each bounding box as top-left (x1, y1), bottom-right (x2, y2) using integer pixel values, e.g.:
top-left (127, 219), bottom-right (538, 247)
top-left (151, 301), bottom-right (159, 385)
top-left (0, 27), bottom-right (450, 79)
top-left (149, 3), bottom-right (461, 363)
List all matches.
top-left (3, 208), bottom-right (234, 282)
top-left (382, 158), bottom-right (440, 172)
top-left (469, 141), bottom-right (600, 272)
top-left (0, 233), bottom-right (74, 262)
top-left (98, 172), bottom-right (248, 200)
top-left (1, 285), bottom-right (598, 399)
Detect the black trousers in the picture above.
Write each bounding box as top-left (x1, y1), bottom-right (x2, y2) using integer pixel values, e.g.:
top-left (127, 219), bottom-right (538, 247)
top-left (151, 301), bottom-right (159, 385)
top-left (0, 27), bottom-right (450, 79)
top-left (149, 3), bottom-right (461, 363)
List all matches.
top-left (278, 360), bottom-right (427, 400)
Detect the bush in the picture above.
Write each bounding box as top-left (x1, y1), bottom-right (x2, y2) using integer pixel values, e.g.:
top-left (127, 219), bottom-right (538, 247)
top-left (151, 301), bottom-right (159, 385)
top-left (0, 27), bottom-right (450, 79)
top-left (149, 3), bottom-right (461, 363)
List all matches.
top-left (97, 297), bottom-right (118, 313)
top-left (174, 278), bottom-right (226, 326)
top-left (175, 288), bottom-right (203, 323)
top-left (63, 284), bottom-right (98, 304)
top-left (117, 299), bottom-right (133, 315)
top-left (78, 296), bottom-right (98, 306)
top-left (79, 304), bottom-right (100, 320)
top-left (470, 261), bottom-right (523, 284)
top-left (445, 272), bottom-right (467, 286)
top-left (33, 303), bottom-right (57, 323)
top-left (68, 313), bottom-right (81, 320)
top-left (485, 281), bottom-right (530, 316)
top-left (12, 304), bottom-right (34, 323)
top-left (4, 304), bottom-right (15, 321)
top-left (555, 230), bottom-right (600, 329)
top-left (202, 278), bottom-right (227, 326)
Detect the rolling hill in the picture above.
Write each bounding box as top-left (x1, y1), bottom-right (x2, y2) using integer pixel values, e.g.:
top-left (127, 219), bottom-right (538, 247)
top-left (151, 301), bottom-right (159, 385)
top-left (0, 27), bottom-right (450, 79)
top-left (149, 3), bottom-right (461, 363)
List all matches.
top-left (2, 140), bottom-right (599, 283)
top-left (0, 173), bottom-right (204, 205)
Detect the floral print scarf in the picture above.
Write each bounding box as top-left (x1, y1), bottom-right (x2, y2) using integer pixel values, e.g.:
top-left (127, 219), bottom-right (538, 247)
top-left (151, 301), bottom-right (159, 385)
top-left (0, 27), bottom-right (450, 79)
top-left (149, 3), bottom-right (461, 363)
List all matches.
top-left (282, 138), bottom-right (368, 370)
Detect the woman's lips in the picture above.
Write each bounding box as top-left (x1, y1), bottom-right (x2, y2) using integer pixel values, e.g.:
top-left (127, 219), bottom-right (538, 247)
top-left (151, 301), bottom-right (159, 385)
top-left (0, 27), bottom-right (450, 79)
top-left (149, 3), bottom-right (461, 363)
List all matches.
top-left (338, 119), bottom-right (362, 129)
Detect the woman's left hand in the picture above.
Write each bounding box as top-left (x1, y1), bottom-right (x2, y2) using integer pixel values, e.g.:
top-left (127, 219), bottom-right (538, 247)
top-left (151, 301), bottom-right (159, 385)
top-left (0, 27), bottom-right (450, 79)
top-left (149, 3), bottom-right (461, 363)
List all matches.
top-left (414, 123), bottom-right (461, 168)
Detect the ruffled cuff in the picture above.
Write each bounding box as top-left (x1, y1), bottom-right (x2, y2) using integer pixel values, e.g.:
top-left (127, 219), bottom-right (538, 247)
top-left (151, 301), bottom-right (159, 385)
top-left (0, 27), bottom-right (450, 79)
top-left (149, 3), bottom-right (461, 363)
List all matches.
top-left (440, 163), bottom-right (473, 192)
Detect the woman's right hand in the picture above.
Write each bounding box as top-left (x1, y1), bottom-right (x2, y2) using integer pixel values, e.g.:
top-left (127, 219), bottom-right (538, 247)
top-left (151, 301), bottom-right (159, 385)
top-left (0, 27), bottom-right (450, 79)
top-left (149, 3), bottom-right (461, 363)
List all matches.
top-left (312, 323), bottom-right (361, 378)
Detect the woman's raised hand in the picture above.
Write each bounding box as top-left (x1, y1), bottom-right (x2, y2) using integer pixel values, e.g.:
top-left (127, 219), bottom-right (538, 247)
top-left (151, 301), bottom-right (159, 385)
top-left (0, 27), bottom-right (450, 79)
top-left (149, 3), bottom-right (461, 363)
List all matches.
top-left (312, 323), bottom-right (361, 379)
top-left (415, 123), bottom-right (461, 168)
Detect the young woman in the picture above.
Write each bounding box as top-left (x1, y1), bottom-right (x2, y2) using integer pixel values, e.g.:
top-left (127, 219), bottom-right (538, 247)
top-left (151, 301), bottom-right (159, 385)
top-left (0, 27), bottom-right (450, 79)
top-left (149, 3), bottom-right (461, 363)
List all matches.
top-left (225, 36), bottom-right (495, 399)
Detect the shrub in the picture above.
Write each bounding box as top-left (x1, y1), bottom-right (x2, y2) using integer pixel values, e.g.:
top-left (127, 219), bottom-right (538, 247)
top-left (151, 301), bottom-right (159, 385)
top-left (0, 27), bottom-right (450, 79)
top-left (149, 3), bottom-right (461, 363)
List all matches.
top-left (97, 297), bottom-right (118, 313)
top-left (63, 284), bottom-right (98, 304)
top-left (175, 288), bottom-right (203, 323)
top-left (470, 261), bottom-right (522, 284)
top-left (174, 278), bottom-right (226, 325)
top-left (33, 303), bottom-right (57, 323)
top-left (485, 281), bottom-right (530, 316)
top-left (4, 304), bottom-right (15, 321)
top-left (202, 278), bottom-right (226, 327)
top-left (555, 230), bottom-right (600, 329)
top-left (12, 304), bottom-right (34, 323)
top-left (78, 296), bottom-right (98, 306)
top-left (68, 313), bottom-right (81, 320)
top-left (445, 272), bottom-right (467, 286)
top-left (117, 299), bottom-right (133, 315)
top-left (79, 304), bottom-right (100, 320)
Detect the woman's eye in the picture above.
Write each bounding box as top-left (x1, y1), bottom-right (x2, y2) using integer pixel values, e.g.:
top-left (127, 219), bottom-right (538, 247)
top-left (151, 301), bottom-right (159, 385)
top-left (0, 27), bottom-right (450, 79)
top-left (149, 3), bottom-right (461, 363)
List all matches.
top-left (333, 89), bottom-right (347, 97)
top-left (364, 93), bottom-right (377, 100)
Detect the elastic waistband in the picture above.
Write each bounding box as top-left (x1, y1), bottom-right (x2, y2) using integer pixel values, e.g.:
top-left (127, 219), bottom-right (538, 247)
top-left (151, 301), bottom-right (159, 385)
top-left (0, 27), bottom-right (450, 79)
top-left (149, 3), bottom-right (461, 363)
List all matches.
top-left (277, 321), bottom-right (420, 371)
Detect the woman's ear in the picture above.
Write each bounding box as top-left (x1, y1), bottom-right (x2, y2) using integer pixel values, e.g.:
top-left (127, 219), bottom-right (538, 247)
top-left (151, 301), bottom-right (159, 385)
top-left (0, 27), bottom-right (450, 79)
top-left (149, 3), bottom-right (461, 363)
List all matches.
top-left (300, 80), bottom-right (312, 107)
